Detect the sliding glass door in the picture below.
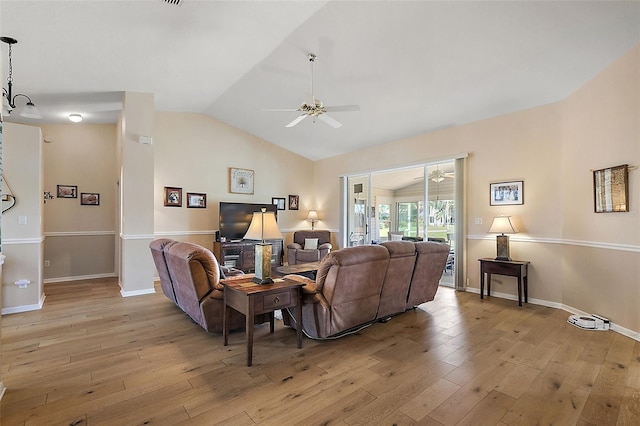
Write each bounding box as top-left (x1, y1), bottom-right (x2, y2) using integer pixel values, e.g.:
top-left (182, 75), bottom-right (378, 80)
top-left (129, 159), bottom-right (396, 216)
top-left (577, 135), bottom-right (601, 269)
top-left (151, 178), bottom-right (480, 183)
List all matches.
top-left (343, 158), bottom-right (465, 290)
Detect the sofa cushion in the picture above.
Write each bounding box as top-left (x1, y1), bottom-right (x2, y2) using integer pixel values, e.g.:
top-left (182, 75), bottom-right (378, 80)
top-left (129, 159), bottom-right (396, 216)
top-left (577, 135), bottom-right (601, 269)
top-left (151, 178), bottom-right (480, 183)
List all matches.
top-left (304, 238), bottom-right (319, 250)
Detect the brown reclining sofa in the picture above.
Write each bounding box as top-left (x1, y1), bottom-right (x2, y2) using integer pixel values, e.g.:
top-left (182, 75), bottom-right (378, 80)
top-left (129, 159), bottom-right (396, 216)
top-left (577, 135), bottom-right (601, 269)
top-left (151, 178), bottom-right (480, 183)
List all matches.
top-left (282, 240), bottom-right (449, 339)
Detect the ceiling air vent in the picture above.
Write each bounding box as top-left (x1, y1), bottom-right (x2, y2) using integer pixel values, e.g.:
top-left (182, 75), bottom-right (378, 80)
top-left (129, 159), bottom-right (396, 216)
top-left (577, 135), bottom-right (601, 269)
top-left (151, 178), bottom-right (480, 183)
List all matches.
top-left (163, 0), bottom-right (182, 5)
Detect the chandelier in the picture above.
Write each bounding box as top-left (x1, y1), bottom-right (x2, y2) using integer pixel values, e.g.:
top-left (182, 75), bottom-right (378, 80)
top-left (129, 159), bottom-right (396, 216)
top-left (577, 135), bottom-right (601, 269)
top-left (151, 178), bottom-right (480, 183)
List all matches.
top-left (2, 36), bottom-right (41, 119)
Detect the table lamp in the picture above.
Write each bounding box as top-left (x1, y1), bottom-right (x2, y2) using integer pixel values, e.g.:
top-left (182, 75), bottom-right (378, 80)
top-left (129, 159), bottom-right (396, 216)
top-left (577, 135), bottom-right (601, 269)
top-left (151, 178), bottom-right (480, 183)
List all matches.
top-left (488, 215), bottom-right (518, 261)
top-left (244, 208), bottom-right (283, 284)
top-left (306, 210), bottom-right (319, 230)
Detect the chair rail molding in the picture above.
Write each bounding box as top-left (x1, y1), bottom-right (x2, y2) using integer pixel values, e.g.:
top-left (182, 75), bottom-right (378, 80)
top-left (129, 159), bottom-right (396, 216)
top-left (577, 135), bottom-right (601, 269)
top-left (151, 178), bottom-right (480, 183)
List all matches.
top-left (467, 234), bottom-right (640, 253)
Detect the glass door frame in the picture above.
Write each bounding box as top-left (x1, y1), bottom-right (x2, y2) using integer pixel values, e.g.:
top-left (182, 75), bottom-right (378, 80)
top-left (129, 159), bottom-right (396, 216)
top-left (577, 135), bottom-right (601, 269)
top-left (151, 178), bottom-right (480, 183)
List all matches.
top-left (341, 156), bottom-right (466, 291)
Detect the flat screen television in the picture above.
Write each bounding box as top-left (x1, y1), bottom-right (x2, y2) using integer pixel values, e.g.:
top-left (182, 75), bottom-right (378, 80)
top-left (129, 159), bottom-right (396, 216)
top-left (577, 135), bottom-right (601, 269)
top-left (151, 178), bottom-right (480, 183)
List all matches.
top-left (219, 202), bottom-right (278, 241)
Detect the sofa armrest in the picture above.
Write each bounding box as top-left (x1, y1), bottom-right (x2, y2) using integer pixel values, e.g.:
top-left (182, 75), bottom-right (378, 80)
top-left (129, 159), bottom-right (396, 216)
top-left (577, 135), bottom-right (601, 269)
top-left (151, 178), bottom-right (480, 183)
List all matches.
top-left (283, 274), bottom-right (317, 295)
top-left (318, 243), bottom-right (332, 250)
top-left (287, 243), bottom-right (303, 250)
top-left (221, 266), bottom-right (244, 277)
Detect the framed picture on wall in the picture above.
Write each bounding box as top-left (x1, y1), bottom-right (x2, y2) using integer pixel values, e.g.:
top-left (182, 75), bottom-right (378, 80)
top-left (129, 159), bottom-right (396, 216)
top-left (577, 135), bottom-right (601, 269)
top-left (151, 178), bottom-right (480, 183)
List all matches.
top-left (187, 192), bottom-right (207, 208)
top-left (288, 194), bottom-right (299, 210)
top-left (593, 164), bottom-right (629, 213)
top-left (164, 186), bottom-right (182, 207)
top-left (57, 184), bottom-right (78, 198)
top-left (229, 168), bottom-right (254, 194)
top-left (272, 197), bottom-right (286, 210)
top-left (80, 193), bottom-right (99, 205)
top-left (490, 181), bottom-right (524, 206)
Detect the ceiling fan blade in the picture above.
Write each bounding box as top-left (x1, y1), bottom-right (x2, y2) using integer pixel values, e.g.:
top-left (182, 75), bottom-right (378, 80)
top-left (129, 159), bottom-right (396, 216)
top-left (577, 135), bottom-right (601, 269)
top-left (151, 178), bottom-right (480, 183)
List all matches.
top-left (324, 105), bottom-right (360, 112)
top-left (263, 108), bottom-right (300, 112)
top-left (286, 114), bottom-right (308, 128)
top-left (318, 113), bottom-right (342, 128)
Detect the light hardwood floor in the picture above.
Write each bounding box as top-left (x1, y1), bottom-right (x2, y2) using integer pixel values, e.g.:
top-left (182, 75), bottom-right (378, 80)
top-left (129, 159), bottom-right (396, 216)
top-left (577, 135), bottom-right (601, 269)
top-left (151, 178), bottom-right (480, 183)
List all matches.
top-left (2, 278), bottom-right (639, 425)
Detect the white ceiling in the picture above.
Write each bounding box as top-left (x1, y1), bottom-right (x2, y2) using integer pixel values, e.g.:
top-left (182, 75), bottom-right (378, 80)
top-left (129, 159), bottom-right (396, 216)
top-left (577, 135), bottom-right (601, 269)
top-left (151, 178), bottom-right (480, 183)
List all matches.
top-left (2, 1), bottom-right (639, 161)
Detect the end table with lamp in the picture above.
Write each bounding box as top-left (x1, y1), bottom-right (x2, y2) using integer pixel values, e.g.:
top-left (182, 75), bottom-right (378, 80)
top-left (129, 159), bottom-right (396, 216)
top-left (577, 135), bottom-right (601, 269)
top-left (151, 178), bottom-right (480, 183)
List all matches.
top-left (482, 215), bottom-right (530, 306)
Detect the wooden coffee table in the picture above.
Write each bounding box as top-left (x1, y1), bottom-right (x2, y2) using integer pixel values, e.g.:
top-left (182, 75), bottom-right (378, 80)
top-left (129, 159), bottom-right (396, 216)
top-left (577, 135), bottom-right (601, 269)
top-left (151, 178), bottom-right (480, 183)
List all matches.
top-left (273, 262), bottom-right (319, 277)
top-left (221, 275), bottom-right (303, 366)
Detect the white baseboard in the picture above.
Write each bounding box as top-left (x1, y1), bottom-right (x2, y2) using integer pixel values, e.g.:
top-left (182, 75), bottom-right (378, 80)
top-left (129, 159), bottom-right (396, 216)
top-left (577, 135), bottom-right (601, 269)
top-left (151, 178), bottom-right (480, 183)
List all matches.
top-left (463, 286), bottom-right (639, 342)
top-left (44, 272), bottom-right (117, 284)
top-left (2, 293), bottom-right (47, 315)
top-left (120, 288), bottom-right (155, 297)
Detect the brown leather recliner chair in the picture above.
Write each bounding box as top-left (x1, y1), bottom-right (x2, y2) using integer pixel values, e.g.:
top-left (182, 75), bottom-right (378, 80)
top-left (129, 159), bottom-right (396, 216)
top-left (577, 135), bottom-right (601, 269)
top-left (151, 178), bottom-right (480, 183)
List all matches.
top-left (406, 241), bottom-right (450, 308)
top-left (150, 240), bottom-right (266, 333)
top-left (287, 230), bottom-right (332, 265)
top-left (149, 238), bottom-right (179, 304)
top-left (284, 245), bottom-right (390, 339)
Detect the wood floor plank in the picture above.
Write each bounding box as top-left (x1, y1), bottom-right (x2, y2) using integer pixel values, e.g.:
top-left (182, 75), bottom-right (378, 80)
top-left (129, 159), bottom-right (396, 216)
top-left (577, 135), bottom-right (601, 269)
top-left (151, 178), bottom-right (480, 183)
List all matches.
top-left (2, 278), bottom-right (640, 425)
top-left (399, 377), bottom-right (460, 421)
top-left (456, 389), bottom-right (516, 426)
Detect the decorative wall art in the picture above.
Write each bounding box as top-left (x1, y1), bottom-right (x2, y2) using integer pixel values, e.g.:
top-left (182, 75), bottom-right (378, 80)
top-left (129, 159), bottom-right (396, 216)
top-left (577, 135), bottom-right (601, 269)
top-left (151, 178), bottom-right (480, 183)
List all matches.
top-left (272, 197), bottom-right (286, 210)
top-left (490, 181), bottom-right (524, 206)
top-left (164, 186), bottom-right (182, 207)
top-left (57, 184), bottom-right (78, 198)
top-left (593, 164), bottom-right (628, 213)
top-left (80, 192), bottom-right (100, 205)
top-left (229, 168), bottom-right (254, 194)
top-left (187, 192), bottom-right (207, 208)
top-left (288, 194), bottom-right (299, 210)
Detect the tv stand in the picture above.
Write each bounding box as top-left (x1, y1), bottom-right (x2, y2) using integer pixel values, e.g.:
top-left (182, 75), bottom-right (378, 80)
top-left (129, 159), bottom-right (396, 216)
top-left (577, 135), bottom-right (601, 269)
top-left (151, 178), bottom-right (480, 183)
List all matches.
top-left (213, 239), bottom-right (283, 273)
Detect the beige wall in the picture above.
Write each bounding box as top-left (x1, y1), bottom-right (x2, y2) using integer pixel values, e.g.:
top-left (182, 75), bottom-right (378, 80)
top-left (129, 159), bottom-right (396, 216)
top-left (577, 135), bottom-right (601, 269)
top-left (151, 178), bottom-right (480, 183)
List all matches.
top-left (315, 44), bottom-right (640, 333)
top-left (41, 124), bottom-right (116, 281)
top-left (1, 123), bottom-right (44, 313)
top-left (153, 112), bottom-right (316, 248)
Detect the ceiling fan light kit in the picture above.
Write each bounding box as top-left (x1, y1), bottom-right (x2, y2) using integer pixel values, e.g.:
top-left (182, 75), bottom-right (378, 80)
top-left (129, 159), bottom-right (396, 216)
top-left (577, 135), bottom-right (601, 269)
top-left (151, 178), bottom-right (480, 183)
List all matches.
top-left (1, 36), bottom-right (42, 119)
top-left (265, 53), bottom-right (360, 128)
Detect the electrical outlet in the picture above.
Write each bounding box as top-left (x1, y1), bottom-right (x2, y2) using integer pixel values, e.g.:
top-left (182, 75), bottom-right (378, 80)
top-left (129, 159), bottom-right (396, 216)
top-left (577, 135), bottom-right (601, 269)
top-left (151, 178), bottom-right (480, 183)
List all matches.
top-left (474, 218), bottom-right (482, 225)
top-left (44, 260), bottom-right (51, 267)
top-left (18, 215), bottom-right (27, 225)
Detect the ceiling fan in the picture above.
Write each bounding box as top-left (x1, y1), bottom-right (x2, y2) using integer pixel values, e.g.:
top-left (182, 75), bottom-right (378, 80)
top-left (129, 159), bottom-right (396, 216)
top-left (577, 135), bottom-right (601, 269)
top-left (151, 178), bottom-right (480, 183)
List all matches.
top-left (429, 167), bottom-right (455, 182)
top-left (264, 53), bottom-right (360, 128)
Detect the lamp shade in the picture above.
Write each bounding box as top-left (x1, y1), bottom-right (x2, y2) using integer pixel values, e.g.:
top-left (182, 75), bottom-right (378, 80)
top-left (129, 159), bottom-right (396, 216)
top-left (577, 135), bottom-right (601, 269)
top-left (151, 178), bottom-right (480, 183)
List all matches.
top-left (244, 211), bottom-right (282, 242)
top-left (306, 210), bottom-right (319, 221)
top-left (488, 216), bottom-right (518, 235)
top-left (20, 102), bottom-right (42, 119)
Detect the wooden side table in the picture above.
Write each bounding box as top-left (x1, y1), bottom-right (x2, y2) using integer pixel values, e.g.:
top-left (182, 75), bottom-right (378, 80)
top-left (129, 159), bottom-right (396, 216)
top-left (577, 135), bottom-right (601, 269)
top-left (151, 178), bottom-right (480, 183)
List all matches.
top-left (221, 275), bottom-right (303, 366)
top-left (478, 258), bottom-right (531, 306)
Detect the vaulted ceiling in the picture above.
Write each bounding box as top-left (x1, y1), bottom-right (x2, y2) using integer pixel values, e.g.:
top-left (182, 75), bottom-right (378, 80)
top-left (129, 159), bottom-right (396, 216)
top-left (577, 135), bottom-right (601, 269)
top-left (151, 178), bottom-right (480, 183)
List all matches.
top-left (2, 1), bottom-right (639, 160)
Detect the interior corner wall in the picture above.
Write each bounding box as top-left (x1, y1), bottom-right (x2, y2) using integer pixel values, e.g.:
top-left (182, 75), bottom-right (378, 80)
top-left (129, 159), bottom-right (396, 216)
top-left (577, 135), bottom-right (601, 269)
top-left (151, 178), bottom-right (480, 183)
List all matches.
top-left (41, 124), bottom-right (117, 282)
top-left (152, 112), bottom-right (316, 250)
top-left (119, 92), bottom-right (155, 295)
top-left (560, 44), bottom-right (640, 332)
top-left (1, 123), bottom-right (44, 313)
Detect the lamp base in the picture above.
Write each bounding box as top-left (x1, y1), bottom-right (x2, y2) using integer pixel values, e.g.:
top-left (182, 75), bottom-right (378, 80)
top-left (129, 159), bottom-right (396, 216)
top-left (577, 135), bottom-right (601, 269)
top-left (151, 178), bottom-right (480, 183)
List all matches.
top-left (252, 276), bottom-right (274, 285)
top-left (494, 256), bottom-right (512, 261)
top-left (495, 235), bottom-right (511, 261)
top-left (253, 243), bottom-right (273, 285)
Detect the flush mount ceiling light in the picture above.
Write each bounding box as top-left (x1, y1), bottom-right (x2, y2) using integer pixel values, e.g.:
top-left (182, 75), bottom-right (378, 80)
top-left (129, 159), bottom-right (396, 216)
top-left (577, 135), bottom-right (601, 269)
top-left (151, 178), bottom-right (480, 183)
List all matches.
top-left (1, 36), bottom-right (41, 119)
top-left (68, 114), bottom-right (83, 123)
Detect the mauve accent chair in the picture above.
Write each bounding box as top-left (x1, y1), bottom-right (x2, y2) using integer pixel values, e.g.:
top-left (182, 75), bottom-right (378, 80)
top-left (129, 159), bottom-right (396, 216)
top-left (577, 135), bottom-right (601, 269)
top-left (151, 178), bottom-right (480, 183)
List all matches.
top-left (287, 230), bottom-right (332, 265)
